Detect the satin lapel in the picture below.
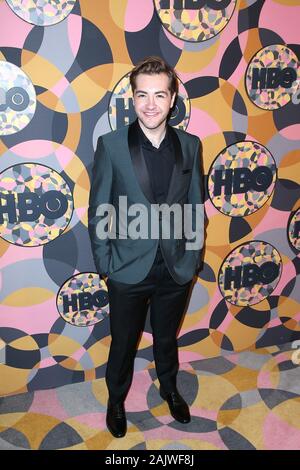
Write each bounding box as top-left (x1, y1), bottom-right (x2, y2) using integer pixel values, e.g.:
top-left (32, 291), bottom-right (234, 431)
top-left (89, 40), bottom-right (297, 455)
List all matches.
top-left (128, 120), bottom-right (156, 204)
top-left (166, 125), bottom-right (183, 205)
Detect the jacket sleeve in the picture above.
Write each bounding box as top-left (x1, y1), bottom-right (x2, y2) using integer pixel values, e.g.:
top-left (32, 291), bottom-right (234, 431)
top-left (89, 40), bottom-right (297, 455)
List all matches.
top-left (186, 137), bottom-right (205, 267)
top-left (88, 136), bottom-right (113, 277)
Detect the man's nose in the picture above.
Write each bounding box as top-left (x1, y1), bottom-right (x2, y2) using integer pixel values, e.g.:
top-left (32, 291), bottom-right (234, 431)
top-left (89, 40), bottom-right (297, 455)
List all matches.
top-left (146, 96), bottom-right (156, 107)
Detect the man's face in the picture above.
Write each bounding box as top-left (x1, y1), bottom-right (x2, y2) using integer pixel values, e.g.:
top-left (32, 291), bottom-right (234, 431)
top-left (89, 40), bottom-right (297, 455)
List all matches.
top-left (132, 73), bottom-right (176, 131)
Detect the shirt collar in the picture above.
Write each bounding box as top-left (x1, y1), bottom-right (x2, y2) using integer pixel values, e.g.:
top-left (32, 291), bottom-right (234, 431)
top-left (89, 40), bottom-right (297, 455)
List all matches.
top-left (136, 119), bottom-right (170, 150)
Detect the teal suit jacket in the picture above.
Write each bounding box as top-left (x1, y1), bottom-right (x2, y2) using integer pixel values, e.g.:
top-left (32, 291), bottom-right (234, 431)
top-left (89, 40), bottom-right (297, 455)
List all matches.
top-left (88, 120), bottom-right (204, 285)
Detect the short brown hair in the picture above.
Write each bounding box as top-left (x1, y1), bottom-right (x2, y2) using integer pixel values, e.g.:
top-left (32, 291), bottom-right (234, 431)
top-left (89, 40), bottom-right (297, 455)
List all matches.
top-left (129, 56), bottom-right (179, 96)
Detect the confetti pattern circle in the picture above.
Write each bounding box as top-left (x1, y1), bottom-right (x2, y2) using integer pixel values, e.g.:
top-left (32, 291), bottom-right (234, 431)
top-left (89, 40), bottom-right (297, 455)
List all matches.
top-left (0, 61), bottom-right (36, 135)
top-left (288, 207), bottom-right (300, 251)
top-left (108, 71), bottom-right (190, 131)
top-left (0, 163), bottom-right (73, 246)
top-left (208, 141), bottom-right (277, 217)
top-left (5, 0), bottom-right (77, 26)
top-left (153, 0), bottom-right (236, 42)
top-left (245, 44), bottom-right (300, 110)
top-left (56, 273), bottom-right (109, 326)
top-left (218, 241), bottom-right (282, 306)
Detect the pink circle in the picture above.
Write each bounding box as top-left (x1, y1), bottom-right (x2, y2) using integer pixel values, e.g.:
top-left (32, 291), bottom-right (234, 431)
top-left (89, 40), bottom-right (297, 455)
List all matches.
top-left (124, 0), bottom-right (154, 32)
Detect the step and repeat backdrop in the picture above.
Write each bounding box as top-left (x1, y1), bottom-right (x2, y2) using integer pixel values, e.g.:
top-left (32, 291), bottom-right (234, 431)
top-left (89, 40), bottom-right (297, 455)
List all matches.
top-left (0, 0), bottom-right (299, 396)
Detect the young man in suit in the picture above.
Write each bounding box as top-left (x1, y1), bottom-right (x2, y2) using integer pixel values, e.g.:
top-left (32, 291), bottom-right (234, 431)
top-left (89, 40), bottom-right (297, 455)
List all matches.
top-left (88, 56), bottom-right (204, 438)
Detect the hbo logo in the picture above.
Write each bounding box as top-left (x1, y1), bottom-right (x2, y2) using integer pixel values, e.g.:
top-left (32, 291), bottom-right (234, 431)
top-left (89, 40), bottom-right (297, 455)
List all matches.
top-left (293, 220), bottom-right (300, 239)
top-left (224, 262), bottom-right (280, 289)
top-left (0, 191), bottom-right (68, 223)
top-left (159, 0), bottom-right (231, 9)
top-left (62, 290), bottom-right (109, 313)
top-left (213, 166), bottom-right (274, 196)
top-left (251, 68), bottom-right (297, 90)
top-left (0, 87), bottom-right (30, 111)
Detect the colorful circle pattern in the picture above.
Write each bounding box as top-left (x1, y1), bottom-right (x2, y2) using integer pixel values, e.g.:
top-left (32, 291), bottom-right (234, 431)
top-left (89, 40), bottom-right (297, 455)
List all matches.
top-left (208, 141), bottom-right (277, 217)
top-left (246, 44), bottom-right (300, 110)
top-left (0, 0), bottom-right (299, 396)
top-left (57, 273), bottom-right (109, 326)
top-left (0, 61), bottom-right (36, 135)
top-left (5, 0), bottom-right (77, 26)
top-left (288, 207), bottom-right (300, 251)
top-left (0, 163), bottom-right (73, 246)
top-left (218, 241), bottom-right (282, 306)
top-left (153, 0), bottom-right (237, 42)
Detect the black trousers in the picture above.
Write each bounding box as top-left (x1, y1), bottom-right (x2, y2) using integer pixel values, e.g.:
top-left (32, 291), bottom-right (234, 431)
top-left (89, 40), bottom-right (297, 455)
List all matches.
top-left (105, 246), bottom-right (193, 404)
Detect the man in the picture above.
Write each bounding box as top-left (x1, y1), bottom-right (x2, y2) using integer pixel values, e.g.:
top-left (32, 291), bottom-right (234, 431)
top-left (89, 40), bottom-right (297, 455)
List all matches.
top-left (88, 56), bottom-right (204, 438)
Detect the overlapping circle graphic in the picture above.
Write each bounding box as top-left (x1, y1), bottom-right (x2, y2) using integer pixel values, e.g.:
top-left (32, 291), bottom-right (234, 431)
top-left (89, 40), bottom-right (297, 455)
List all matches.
top-left (0, 61), bottom-right (36, 136)
top-left (245, 44), bottom-right (300, 110)
top-left (288, 207), bottom-right (300, 251)
top-left (0, 163), bottom-right (73, 246)
top-left (108, 72), bottom-right (190, 131)
top-left (208, 141), bottom-right (277, 217)
top-left (153, 0), bottom-right (236, 42)
top-left (218, 241), bottom-right (282, 306)
top-left (56, 273), bottom-right (109, 326)
top-left (5, 0), bottom-right (77, 26)
top-left (0, 0), bottom-right (299, 397)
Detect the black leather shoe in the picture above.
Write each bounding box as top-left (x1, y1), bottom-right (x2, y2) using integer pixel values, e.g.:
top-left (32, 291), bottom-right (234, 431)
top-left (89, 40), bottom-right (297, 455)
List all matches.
top-left (160, 389), bottom-right (191, 423)
top-left (106, 400), bottom-right (127, 438)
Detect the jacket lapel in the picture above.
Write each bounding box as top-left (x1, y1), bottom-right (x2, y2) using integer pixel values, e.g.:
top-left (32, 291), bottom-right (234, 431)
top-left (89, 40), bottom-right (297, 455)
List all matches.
top-left (166, 124), bottom-right (183, 205)
top-left (128, 120), bottom-right (184, 205)
top-left (128, 120), bottom-right (156, 204)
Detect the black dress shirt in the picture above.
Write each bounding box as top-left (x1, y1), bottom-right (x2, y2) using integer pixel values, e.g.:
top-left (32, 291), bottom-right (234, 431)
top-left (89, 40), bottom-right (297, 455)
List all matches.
top-left (137, 121), bottom-right (175, 204)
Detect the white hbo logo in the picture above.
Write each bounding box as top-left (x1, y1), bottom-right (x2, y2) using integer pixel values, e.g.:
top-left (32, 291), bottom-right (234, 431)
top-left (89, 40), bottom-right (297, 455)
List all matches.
top-left (0, 61), bottom-right (36, 135)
